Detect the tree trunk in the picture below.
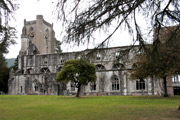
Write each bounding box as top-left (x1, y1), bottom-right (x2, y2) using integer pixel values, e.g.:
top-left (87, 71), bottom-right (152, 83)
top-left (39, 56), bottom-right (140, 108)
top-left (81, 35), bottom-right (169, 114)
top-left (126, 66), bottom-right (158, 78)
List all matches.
top-left (162, 76), bottom-right (169, 97)
top-left (177, 106), bottom-right (180, 111)
top-left (76, 83), bottom-right (81, 97)
top-left (151, 76), bottom-right (154, 95)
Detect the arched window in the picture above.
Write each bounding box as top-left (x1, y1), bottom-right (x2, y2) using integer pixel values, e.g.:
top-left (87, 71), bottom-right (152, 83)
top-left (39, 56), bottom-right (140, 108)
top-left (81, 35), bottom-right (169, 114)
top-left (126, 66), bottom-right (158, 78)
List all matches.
top-left (29, 27), bottom-right (34, 37)
top-left (136, 79), bottom-right (145, 90)
top-left (96, 64), bottom-right (105, 70)
top-left (25, 68), bottom-right (34, 74)
top-left (111, 75), bottom-right (119, 90)
top-left (33, 79), bottom-right (39, 92)
top-left (45, 29), bottom-right (49, 39)
top-left (90, 82), bottom-right (96, 91)
top-left (115, 51), bottom-right (120, 58)
top-left (172, 75), bottom-right (180, 84)
top-left (43, 56), bottom-right (48, 65)
top-left (96, 53), bottom-right (102, 60)
top-left (35, 86), bottom-right (38, 91)
top-left (40, 67), bottom-right (50, 73)
top-left (112, 63), bottom-right (125, 70)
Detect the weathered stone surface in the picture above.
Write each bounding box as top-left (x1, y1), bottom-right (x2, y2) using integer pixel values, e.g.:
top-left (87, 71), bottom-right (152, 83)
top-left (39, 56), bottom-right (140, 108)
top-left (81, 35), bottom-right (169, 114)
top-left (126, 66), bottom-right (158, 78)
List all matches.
top-left (8, 15), bottom-right (178, 96)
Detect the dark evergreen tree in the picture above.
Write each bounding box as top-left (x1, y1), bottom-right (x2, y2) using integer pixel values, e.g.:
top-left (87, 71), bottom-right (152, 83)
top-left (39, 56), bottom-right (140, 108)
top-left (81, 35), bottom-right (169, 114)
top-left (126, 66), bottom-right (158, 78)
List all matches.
top-left (0, 52), bottom-right (9, 93)
top-left (0, 0), bottom-right (17, 93)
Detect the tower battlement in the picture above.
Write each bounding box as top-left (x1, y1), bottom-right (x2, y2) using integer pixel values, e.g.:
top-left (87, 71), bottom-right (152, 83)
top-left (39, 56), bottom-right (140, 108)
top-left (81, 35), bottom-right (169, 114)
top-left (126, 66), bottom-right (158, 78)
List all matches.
top-left (20, 15), bottom-right (56, 55)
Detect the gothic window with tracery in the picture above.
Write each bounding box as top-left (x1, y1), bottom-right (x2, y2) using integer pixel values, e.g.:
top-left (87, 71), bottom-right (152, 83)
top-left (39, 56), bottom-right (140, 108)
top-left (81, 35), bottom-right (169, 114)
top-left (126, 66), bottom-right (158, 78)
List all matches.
top-left (96, 64), bottom-right (105, 70)
top-left (112, 75), bottom-right (120, 90)
top-left (40, 67), bottom-right (50, 73)
top-left (115, 52), bottom-right (120, 58)
top-left (136, 79), bottom-right (145, 90)
top-left (96, 53), bottom-right (102, 60)
top-left (112, 63), bottom-right (125, 70)
top-left (172, 75), bottom-right (180, 84)
top-left (33, 79), bottom-right (39, 92)
top-left (25, 68), bottom-right (33, 74)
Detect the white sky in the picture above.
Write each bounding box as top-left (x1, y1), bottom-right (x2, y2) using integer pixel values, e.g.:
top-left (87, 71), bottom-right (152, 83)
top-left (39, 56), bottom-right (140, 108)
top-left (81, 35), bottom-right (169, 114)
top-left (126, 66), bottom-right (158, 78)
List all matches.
top-left (5, 0), bottom-right (143, 58)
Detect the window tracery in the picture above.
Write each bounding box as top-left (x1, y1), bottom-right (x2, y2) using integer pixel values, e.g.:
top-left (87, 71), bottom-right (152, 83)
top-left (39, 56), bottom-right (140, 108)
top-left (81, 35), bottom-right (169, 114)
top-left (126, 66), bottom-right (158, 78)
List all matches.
top-left (136, 79), bottom-right (145, 90)
top-left (111, 75), bottom-right (119, 90)
top-left (96, 53), bottom-right (102, 60)
top-left (96, 64), bottom-right (105, 70)
top-left (172, 75), bottom-right (180, 83)
top-left (112, 63), bottom-right (125, 69)
top-left (40, 67), bottom-right (50, 73)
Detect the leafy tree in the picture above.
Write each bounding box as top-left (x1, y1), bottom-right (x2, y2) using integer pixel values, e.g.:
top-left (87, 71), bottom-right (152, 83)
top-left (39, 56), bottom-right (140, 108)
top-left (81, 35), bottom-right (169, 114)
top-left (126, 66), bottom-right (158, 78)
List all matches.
top-left (0, 53), bottom-right (9, 93)
top-left (0, 0), bottom-right (17, 94)
top-left (55, 0), bottom-right (180, 50)
top-left (56, 59), bottom-right (96, 97)
top-left (0, 65), bottom-right (9, 94)
top-left (0, 0), bottom-right (17, 54)
top-left (131, 30), bottom-right (180, 97)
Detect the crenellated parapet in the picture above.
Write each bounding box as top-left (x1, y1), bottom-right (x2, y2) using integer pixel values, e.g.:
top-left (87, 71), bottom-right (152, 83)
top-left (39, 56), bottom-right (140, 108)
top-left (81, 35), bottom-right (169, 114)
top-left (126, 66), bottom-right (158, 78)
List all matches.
top-left (20, 15), bottom-right (56, 55)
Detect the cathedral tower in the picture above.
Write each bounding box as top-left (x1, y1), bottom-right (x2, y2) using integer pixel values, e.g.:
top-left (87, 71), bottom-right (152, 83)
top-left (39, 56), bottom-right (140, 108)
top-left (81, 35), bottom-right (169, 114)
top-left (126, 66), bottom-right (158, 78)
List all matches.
top-left (21, 15), bottom-right (56, 54)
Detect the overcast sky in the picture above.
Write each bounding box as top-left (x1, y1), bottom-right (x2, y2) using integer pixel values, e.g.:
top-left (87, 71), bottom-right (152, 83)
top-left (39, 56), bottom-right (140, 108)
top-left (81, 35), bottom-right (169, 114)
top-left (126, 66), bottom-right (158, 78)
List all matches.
top-left (6, 0), bottom-right (138, 58)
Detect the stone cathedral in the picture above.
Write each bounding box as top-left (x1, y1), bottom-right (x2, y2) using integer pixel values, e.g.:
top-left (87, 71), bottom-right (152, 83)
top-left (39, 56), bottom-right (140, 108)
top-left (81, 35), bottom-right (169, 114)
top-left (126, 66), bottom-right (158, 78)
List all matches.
top-left (8, 15), bottom-right (180, 96)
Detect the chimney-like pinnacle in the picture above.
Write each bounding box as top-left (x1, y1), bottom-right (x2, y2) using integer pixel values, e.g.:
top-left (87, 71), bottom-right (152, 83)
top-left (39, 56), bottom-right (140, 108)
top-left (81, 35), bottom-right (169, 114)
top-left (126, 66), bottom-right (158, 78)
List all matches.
top-left (36, 15), bottom-right (43, 19)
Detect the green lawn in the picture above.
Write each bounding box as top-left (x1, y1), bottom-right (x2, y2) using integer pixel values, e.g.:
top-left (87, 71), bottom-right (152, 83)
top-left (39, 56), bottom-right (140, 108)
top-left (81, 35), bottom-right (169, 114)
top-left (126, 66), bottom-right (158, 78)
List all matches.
top-left (0, 95), bottom-right (180, 120)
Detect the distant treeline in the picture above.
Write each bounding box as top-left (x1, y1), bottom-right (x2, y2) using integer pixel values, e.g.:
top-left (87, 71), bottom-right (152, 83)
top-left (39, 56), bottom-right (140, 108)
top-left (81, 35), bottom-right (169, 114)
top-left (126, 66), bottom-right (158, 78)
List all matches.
top-left (6, 58), bottom-right (16, 68)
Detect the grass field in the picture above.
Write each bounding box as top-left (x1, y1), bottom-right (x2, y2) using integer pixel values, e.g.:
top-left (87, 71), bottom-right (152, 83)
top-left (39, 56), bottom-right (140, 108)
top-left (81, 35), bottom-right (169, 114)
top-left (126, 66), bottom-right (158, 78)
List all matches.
top-left (0, 95), bottom-right (180, 120)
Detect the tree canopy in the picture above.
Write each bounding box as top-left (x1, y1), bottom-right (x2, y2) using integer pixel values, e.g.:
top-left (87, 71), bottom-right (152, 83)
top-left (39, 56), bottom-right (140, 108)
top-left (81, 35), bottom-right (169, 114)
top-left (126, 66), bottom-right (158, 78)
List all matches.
top-left (0, 62), bottom-right (9, 93)
top-left (0, 0), bottom-right (17, 54)
top-left (0, 0), bottom-right (17, 94)
top-left (55, 0), bottom-right (180, 49)
top-left (56, 59), bottom-right (96, 97)
top-left (131, 29), bottom-right (180, 97)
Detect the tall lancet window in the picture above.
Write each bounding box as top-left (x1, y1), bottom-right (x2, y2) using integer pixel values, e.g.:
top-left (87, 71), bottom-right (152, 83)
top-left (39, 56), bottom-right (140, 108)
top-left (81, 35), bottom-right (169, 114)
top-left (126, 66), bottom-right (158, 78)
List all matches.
top-left (111, 75), bottom-right (120, 91)
top-left (45, 29), bottom-right (49, 53)
top-left (45, 29), bottom-right (49, 39)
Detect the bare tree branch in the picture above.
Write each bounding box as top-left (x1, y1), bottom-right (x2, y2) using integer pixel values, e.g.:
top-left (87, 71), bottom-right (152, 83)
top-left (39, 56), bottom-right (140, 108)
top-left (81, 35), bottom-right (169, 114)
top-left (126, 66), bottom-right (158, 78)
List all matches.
top-left (55, 0), bottom-right (180, 53)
